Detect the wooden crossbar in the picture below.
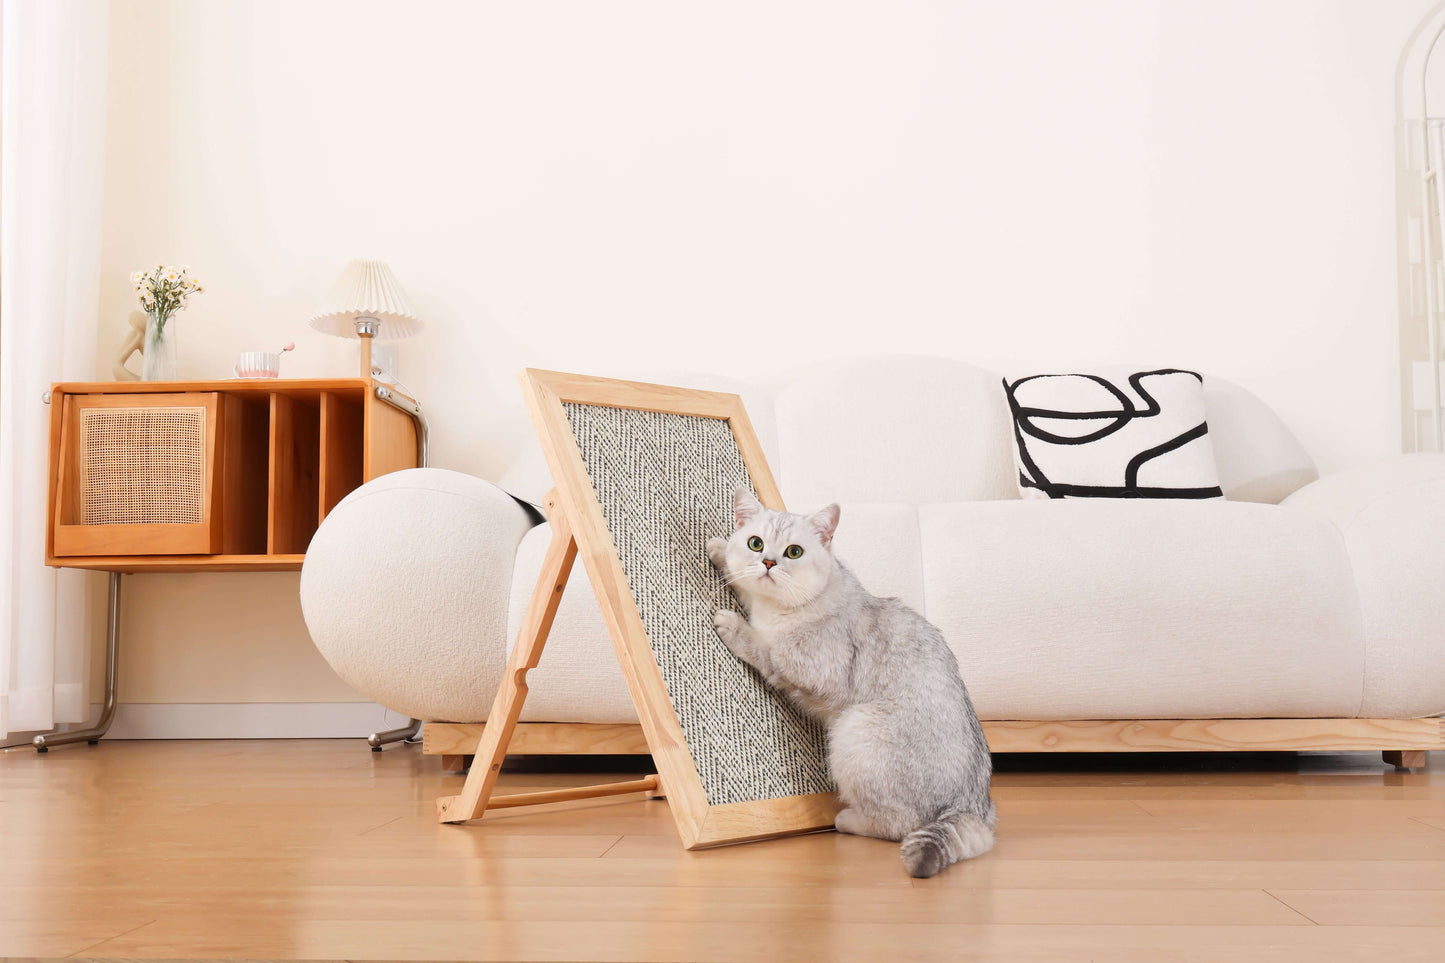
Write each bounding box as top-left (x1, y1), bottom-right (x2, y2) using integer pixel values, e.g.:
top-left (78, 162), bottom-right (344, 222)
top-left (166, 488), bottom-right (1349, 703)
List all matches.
top-left (437, 491), bottom-right (661, 824)
top-left (486, 775), bottom-right (662, 811)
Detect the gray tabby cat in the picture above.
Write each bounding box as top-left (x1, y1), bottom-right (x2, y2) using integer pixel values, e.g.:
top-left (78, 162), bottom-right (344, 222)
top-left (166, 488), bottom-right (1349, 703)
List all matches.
top-left (706, 489), bottom-right (995, 878)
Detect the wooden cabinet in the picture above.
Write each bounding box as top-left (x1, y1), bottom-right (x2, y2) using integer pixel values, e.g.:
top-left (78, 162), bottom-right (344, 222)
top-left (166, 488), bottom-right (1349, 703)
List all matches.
top-left (45, 378), bottom-right (419, 573)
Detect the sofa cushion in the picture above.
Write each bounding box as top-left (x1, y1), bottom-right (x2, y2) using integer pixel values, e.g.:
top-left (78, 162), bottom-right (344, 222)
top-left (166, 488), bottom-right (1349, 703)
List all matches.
top-left (507, 521), bottom-right (640, 724)
top-left (772, 355), bottom-right (1020, 506)
top-left (829, 503), bottom-right (926, 614)
top-left (1002, 369), bottom-right (1224, 500)
top-left (1283, 454), bottom-right (1445, 717)
top-left (1203, 377), bottom-right (1318, 504)
top-left (917, 499), bottom-right (1365, 720)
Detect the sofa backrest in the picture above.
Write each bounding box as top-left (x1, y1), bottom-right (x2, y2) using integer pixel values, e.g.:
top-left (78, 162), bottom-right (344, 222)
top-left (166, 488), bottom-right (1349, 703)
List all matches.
top-left (765, 356), bottom-right (1318, 507)
top-left (497, 356), bottom-right (1318, 509)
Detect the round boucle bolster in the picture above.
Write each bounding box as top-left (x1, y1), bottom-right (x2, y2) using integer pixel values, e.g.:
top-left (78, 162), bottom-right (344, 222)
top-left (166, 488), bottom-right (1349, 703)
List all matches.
top-left (299, 468), bottom-right (536, 721)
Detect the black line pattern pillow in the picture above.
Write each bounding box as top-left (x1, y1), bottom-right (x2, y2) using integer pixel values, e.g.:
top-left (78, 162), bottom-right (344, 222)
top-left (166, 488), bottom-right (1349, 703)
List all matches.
top-left (1002, 369), bottom-right (1224, 500)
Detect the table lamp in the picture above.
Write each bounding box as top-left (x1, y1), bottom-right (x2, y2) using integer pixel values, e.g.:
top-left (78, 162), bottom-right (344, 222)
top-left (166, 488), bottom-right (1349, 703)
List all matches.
top-left (309, 259), bottom-right (422, 378)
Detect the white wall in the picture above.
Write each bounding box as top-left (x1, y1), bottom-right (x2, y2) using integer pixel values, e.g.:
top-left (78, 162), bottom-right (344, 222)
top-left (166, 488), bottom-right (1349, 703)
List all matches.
top-left (94, 0), bottom-right (1429, 714)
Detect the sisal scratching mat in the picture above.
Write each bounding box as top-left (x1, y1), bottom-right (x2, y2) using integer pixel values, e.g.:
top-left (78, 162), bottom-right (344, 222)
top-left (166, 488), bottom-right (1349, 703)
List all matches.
top-left (564, 403), bottom-right (831, 807)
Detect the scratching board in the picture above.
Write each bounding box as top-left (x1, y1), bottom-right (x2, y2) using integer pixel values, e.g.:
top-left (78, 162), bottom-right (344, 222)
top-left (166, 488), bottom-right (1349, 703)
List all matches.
top-left (436, 370), bottom-right (840, 849)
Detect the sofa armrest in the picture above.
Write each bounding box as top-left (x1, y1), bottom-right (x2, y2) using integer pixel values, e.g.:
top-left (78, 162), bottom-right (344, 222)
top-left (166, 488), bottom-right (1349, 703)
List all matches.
top-left (300, 468), bottom-right (540, 722)
top-left (1282, 454), bottom-right (1445, 717)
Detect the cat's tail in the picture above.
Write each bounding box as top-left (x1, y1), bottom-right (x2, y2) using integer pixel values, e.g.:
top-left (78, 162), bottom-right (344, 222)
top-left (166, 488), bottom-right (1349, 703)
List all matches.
top-left (899, 802), bottom-right (996, 879)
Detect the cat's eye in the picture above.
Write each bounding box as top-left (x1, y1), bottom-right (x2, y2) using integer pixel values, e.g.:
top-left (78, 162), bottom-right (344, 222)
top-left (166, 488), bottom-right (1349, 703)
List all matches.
top-left (784, 544), bottom-right (804, 559)
top-left (747, 536), bottom-right (764, 552)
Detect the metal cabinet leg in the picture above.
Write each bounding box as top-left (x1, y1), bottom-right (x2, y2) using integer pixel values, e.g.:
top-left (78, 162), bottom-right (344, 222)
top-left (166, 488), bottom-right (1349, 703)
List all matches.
top-left (368, 718), bottom-right (421, 750)
top-left (367, 384), bottom-right (428, 753)
top-left (34, 572), bottom-right (122, 752)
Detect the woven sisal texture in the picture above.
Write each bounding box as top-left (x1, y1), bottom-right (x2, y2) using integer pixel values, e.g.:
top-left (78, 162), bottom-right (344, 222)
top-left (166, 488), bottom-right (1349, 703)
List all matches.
top-left (564, 403), bottom-right (832, 807)
top-left (80, 406), bottom-right (206, 525)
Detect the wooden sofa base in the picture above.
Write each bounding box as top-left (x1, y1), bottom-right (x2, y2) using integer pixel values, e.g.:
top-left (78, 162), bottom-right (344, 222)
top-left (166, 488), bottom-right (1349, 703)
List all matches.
top-left (424, 718), bottom-right (1442, 769)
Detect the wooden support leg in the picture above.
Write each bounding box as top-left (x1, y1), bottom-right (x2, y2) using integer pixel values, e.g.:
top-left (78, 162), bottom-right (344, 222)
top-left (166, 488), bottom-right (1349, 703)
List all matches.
top-left (1383, 750), bottom-right (1428, 770)
top-left (440, 755), bottom-right (469, 772)
top-left (437, 495), bottom-right (579, 823)
top-left (435, 493), bottom-right (662, 823)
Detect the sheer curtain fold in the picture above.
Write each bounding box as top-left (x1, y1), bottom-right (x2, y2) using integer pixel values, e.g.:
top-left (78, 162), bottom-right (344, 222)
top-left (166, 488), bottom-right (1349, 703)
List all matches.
top-left (0, 0), bottom-right (109, 739)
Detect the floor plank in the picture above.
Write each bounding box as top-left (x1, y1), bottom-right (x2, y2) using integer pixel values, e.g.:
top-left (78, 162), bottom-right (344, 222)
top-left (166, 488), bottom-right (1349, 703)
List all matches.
top-left (1267, 889), bottom-right (1445, 926)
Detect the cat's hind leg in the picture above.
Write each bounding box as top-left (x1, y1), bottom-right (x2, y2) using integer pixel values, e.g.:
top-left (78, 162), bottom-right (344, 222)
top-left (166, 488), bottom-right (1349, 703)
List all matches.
top-left (834, 804), bottom-right (912, 841)
top-left (834, 807), bottom-right (883, 838)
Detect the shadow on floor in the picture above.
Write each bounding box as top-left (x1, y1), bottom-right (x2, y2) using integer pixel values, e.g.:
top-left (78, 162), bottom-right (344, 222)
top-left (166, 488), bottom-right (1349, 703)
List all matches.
top-left (490, 750), bottom-right (1431, 776)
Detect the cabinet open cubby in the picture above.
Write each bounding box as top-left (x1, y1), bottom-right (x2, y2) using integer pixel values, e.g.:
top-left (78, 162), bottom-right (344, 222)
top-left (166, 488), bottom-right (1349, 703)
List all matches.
top-left (47, 378), bottom-right (417, 573)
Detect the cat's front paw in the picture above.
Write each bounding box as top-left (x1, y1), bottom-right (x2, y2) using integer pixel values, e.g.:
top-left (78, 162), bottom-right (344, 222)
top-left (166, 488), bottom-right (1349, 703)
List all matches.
top-left (712, 609), bottom-right (747, 655)
top-left (706, 537), bottom-right (727, 569)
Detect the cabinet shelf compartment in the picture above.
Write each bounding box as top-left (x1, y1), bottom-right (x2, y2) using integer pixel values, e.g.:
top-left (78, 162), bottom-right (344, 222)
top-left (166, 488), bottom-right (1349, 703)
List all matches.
top-left (268, 393), bottom-right (320, 555)
top-left (319, 390), bottom-right (364, 523)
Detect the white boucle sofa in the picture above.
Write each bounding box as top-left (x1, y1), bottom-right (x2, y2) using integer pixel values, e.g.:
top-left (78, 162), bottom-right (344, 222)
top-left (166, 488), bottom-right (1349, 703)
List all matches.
top-left (299, 357), bottom-right (1445, 766)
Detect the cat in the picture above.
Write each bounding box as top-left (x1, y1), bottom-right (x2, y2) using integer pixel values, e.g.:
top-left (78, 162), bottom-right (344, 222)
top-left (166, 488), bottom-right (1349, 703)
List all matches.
top-left (706, 488), bottom-right (996, 878)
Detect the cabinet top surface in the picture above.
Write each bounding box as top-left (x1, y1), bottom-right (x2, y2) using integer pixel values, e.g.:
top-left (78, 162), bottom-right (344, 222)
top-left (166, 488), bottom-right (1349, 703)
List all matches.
top-left (52, 377), bottom-right (376, 394)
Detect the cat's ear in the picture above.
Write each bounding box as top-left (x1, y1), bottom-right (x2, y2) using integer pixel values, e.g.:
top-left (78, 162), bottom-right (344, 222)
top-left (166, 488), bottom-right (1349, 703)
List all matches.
top-left (808, 504), bottom-right (841, 546)
top-left (734, 488), bottom-right (763, 528)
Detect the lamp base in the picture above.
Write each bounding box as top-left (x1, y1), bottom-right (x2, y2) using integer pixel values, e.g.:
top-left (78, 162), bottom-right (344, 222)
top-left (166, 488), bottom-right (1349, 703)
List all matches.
top-left (358, 332), bottom-right (373, 379)
top-left (353, 317), bottom-right (382, 379)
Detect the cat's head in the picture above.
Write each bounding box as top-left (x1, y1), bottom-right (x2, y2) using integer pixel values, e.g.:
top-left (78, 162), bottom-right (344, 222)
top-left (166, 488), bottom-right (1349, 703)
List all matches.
top-left (722, 488), bottom-right (840, 608)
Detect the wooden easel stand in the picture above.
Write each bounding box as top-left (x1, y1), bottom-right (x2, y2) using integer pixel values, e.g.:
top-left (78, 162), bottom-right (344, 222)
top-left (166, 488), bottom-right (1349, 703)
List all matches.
top-left (436, 492), bottom-right (660, 823)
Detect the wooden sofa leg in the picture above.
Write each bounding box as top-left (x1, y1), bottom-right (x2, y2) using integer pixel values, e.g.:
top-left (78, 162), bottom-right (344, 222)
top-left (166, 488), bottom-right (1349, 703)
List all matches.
top-left (441, 754), bottom-right (472, 772)
top-left (1383, 750), bottom-right (1428, 770)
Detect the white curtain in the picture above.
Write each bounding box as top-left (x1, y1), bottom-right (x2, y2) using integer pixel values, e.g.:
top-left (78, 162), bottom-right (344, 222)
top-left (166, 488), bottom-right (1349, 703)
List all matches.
top-left (0, 0), bottom-right (109, 739)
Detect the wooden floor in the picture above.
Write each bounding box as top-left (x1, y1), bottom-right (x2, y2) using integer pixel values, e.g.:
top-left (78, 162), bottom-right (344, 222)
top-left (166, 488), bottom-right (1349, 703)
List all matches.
top-left (0, 742), bottom-right (1442, 962)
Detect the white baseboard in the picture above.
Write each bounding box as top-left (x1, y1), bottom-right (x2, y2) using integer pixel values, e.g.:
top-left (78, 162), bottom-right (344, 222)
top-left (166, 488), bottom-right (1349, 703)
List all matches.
top-left (89, 701), bottom-right (412, 739)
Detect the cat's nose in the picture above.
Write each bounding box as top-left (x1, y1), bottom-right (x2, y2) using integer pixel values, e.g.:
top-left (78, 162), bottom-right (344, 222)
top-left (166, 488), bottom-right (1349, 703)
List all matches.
top-left (762, 558), bottom-right (776, 570)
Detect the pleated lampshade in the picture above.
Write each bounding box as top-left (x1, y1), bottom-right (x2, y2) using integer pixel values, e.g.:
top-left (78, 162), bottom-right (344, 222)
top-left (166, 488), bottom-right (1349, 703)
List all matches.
top-left (309, 259), bottom-right (422, 340)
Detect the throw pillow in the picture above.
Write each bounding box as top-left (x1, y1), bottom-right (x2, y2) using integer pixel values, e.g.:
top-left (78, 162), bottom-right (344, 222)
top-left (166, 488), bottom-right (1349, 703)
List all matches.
top-left (1002, 368), bottom-right (1224, 500)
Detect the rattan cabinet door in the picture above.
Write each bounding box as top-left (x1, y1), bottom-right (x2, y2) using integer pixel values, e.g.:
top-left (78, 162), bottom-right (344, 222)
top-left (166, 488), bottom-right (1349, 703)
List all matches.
top-left (52, 392), bottom-right (223, 556)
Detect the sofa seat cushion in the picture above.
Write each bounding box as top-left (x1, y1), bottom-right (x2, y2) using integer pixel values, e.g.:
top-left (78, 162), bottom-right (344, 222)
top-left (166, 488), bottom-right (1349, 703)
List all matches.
top-left (918, 499), bottom-right (1366, 720)
top-left (507, 499), bottom-right (1368, 726)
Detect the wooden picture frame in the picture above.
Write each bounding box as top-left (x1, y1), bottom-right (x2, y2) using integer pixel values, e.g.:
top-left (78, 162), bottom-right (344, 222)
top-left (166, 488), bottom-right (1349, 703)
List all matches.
top-left (436, 369), bottom-right (839, 848)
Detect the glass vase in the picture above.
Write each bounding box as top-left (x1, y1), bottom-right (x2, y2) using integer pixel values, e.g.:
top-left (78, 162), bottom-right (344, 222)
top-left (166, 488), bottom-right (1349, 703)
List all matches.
top-left (142, 310), bottom-right (177, 381)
